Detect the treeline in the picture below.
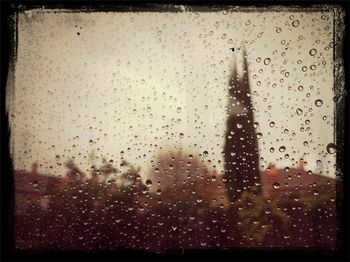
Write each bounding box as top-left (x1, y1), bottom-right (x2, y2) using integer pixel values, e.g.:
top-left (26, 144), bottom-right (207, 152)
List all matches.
top-left (15, 150), bottom-right (336, 251)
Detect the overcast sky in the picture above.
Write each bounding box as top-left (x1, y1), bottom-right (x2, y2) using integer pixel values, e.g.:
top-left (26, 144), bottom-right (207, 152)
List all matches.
top-left (9, 7), bottom-right (337, 179)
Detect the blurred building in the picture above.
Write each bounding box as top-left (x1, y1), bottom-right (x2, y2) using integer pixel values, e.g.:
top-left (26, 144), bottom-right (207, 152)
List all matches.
top-left (14, 163), bottom-right (61, 216)
top-left (224, 49), bottom-right (261, 201)
top-left (260, 160), bottom-right (336, 199)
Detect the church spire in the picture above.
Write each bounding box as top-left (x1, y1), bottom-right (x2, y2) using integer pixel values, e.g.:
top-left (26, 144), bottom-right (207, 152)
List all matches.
top-left (223, 47), bottom-right (261, 202)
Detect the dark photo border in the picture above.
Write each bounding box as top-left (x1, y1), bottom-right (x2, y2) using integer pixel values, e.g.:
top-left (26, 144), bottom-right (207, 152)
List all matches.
top-left (1, 0), bottom-right (349, 261)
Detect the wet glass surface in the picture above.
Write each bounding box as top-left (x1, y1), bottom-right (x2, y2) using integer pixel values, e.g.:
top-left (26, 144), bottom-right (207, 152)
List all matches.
top-left (9, 6), bottom-right (342, 252)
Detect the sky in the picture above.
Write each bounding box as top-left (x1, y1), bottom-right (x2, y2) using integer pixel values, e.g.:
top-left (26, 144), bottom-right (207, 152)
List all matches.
top-left (8, 7), bottom-right (338, 179)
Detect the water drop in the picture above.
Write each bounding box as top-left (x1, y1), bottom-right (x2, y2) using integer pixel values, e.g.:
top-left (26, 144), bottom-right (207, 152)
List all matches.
top-left (315, 99), bottom-right (323, 107)
top-left (296, 108), bottom-right (303, 115)
top-left (309, 48), bottom-right (317, 56)
top-left (326, 143), bottom-right (336, 154)
top-left (145, 179), bottom-right (153, 187)
top-left (264, 58), bottom-right (271, 65)
top-left (292, 20), bottom-right (300, 27)
top-left (273, 182), bottom-right (280, 189)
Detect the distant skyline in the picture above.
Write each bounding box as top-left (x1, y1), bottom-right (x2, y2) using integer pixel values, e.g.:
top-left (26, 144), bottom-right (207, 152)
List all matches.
top-left (9, 8), bottom-right (337, 179)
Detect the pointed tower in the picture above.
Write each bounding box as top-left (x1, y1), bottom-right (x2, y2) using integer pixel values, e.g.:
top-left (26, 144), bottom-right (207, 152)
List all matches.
top-left (223, 48), bottom-right (261, 202)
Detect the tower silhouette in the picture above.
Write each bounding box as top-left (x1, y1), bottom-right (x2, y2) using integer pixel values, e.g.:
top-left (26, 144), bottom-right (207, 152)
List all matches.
top-left (223, 48), bottom-right (261, 202)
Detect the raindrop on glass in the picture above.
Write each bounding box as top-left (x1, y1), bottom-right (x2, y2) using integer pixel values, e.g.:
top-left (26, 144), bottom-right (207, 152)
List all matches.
top-left (292, 20), bottom-right (300, 27)
top-left (309, 48), bottom-right (317, 56)
top-left (264, 58), bottom-right (271, 65)
top-left (145, 179), bottom-right (153, 187)
top-left (315, 99), bottom-right (323, 107)
top-left (273, 182), bottom-right (280, 189)
top-left (326, 143), bottom-right (336, 154)
top-left (296, 108), bottom-right (303, 115)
